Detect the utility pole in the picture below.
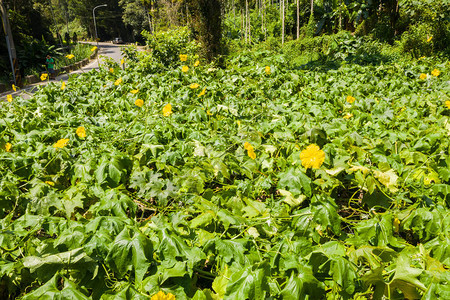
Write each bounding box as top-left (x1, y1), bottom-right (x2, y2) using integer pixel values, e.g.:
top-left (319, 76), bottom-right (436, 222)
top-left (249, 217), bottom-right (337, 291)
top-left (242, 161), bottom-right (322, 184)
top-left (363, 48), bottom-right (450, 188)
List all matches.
top-left (0, 0), bottom-right (21, 86)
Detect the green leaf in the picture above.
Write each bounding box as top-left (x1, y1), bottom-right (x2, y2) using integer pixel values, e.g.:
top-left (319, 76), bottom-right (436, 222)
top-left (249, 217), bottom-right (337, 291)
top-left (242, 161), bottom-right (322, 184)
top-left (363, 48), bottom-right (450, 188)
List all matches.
top-left (190, 211), bottom-right (215, 229)
top-left (278, 189), bottom-right (306, 207)
top-left (389, 252), bottom-right (427, 299)
top-left (224, 265), bottom-right (269, 300)
top-left (278, 167), bottom-right (312, 197)
top-left (158, 228), bottom-right (206, 270)
top-left (329, 256), bottom-right (358, 295)
top-left (21, 274), bottom-right (90, 300)
top-left (105, 227), bottom-right (153, 283)
top-left (22, 248), bottom-right (96, 282)
top-left (280, 267), bottom-right (325, 300)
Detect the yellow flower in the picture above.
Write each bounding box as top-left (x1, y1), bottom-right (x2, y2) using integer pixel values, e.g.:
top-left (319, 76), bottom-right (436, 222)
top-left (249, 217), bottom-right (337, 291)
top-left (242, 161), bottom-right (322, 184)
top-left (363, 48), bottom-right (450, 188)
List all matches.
top-left (194, 60), bottom-right (200, 67)
top-left (66, 54), bottom-right (75, 59)
top-left (76, 126), bottom-right (86, 138)
top-left (189, 83), bottom-right (200, 89)
top-left (109, 68), bottom-right (114, 73)
top-left (182, 65), bottom-right (189, 73)
top-left (41, 73), bottom-right (48, 81)
top-left (244, 142), bottom-right (256, 159)
top-left (431, 69), bottom-right (440, 77)
top-left (346, 95), bottom-right (355, 103)
top-left (130, 89), bottom-right (139, 94)
top-left (299, 144), bottom-right (325, 169)
top-left (53, 138), bottom-right (69, 149)
top-left (5, 143), bottom-right (12, 152)
top-left (12, 84), bottom-right (16, 92)
top-left (427, 36), bottom-right (433, 43)
top-left (120, 58), bottom-right (125, 65)
top-left (179, 54), bottom-right (187, 62)
top-left (445, 101), bottom-right (450, 109)
top-left (135, 99), bottom-right (144, 107)
top-left (91, 46), bottom-right (97, 52)
top-left (265, 66), bottom-right (271, 75)
top-left (163, 103), bottom-right (173, 116)
top-left (45, 181), bottom-right (55, 186)
top-left (393, 218), bottom-right (400, 233)
top-left (61, 82), bottom-right (66, 90)
top-left (7, 94), bottom-right (12, 102)
top-left (206, 110), bottom-right (213, 116)
top-left (343, 113), bottom-right (353, 119)
top-left (419, 73), bottom-right (427, 80)
top-left (198, 87), bottom-right (206, 97)
top-left (248, 148), bottom-right (256, 159)
top-left (114, 78), bottom-right (123, 86)
top-left (151, 291), bottom-right (176, 300)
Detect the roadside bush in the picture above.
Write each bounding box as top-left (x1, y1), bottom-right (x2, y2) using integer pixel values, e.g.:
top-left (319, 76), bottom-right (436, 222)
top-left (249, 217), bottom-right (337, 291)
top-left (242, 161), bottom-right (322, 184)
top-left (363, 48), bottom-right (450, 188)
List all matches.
top-left (54, 43), bottom-right (92, 69)
top-left (397, 0), bottom-right (450, 57)
top-left (142, 27), bottom-right (200, 67)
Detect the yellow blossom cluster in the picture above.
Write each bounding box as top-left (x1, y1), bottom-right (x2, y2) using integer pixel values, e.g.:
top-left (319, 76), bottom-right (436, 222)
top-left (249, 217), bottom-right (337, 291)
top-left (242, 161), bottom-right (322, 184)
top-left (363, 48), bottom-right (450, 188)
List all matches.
top-left (76, 127), bottom-right (86, 138)
top-left (244, 142), bottom-right (256, 159)
top-left (151, 291), bottom-right (175, 300)
top-left (299, 144), bottom-right (325, 169)
top-left (135, 99), bottom-right (144, 107)
top-left (431, 69), bottom-right (440, 77)
top-left (114, 78), bottom-right (123, 86)
top-left (163, 103), bottom-right (173, 116)
top-left (53, 138), bottom-right (69, 149)
top-left (179, 54), bottom-right (187, 62)
top-left (198, 87), bottom-right (206, 97)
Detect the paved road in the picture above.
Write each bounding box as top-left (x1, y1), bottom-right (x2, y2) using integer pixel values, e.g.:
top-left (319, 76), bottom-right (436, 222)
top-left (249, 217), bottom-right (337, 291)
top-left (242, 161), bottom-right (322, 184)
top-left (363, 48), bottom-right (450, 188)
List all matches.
top-left (1, 42), bottom-right (126, 100)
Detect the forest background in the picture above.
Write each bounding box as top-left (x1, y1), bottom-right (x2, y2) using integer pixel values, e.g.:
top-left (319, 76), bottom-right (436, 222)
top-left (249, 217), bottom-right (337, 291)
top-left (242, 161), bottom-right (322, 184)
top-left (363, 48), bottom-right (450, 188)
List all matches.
top-left (1, 0), bottom-right (449, 83)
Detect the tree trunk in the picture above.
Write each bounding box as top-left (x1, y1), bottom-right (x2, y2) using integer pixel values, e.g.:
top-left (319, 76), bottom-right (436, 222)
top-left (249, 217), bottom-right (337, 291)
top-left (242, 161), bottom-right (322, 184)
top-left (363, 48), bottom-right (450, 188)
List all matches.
top-left (281, 0), bottom-right (285, 44)
top-left (310, 0), bottom-right (314, 16)
top-left (296, 0), bottom-right (299, 39)
top-left (263, 0), bottom-right (266, 40)
top-left (188, 0), bottom-right (223, 62)
top-left (246, 0), bottom-right (250, 43)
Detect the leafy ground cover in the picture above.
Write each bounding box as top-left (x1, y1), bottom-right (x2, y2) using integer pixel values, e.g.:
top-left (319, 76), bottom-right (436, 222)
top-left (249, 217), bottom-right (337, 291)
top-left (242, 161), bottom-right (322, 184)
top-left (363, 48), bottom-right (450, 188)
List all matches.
top-left (1, 49), bottom-right (449, 299)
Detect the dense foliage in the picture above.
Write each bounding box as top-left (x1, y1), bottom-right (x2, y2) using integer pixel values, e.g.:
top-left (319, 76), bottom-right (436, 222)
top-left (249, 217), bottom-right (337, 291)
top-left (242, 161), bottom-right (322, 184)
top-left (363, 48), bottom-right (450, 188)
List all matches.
top-left (2, 0), bottom-right (449, 83)
top-left (1, 44), bottom-right (449, 298)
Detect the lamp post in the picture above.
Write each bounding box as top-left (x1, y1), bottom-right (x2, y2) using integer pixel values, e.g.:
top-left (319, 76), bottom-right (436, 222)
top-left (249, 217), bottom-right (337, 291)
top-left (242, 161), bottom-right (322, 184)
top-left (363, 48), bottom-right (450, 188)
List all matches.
top-left (93, 4), bottom-right (107, 45)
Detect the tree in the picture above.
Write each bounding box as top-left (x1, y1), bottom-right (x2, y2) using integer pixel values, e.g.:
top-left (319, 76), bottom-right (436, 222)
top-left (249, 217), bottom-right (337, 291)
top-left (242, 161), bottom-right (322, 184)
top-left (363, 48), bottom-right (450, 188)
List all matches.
top-left (119, 0), bottom-right (150, 41)
top-left (186, 0), bottom-right (223, 62)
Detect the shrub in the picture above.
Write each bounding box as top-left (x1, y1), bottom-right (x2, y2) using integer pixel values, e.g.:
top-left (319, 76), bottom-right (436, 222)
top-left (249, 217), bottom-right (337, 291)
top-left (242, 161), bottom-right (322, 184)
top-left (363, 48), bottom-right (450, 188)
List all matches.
top-left (142, 27), bottom-right (200, 67)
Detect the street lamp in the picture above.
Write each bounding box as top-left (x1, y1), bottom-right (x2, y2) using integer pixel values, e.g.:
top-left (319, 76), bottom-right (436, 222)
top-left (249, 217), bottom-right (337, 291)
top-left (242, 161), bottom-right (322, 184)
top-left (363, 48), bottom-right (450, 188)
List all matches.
top-left (93, 4), bottom-right (107, 45)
